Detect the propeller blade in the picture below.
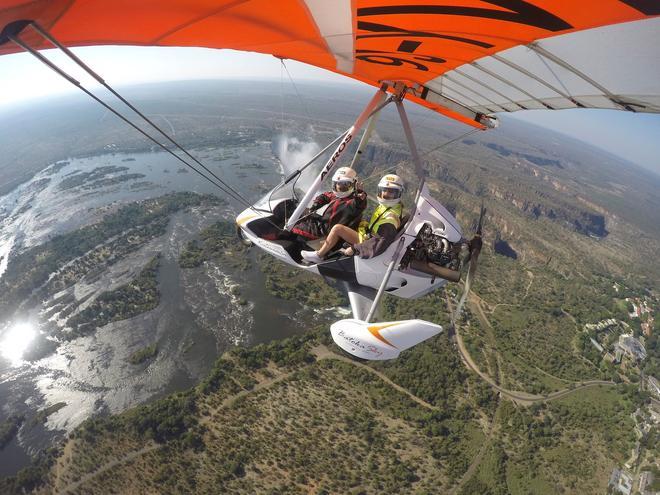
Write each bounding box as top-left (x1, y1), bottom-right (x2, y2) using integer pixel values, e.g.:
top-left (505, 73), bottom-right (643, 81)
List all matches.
top-left (451, 206), bottom-right (486, 327)
top-left (476, 203), bottom-right (486, 235)
top-left (451, 261), bottom-right (472, 327)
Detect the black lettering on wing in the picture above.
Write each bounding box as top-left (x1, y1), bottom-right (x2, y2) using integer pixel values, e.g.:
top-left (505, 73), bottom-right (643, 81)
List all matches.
top-left (356, 49), bottom-right (446, 71)
top-left (357, 21), bottom-right (494, 49)
top-left (618, 0), bottom-right (660, 15)
top-left (357, 1), bottom-right (573, 32)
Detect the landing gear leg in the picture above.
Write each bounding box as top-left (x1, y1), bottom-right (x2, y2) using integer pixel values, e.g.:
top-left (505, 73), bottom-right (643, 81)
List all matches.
top-left (365, 237), bottom-right (406, 323)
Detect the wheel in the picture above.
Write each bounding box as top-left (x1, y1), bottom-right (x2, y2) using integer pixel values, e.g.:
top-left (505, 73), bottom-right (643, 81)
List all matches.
top-left (236, 225), bottom-right (253, 247)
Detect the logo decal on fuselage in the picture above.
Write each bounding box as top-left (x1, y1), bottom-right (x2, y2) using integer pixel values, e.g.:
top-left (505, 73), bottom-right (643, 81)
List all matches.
top-left (337, 329), bottom-right (384, 357)
top-left (321, 132), bottom-right (353, 181)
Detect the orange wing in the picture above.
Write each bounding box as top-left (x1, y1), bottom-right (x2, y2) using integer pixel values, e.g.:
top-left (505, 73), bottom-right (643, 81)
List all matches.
top-left (1, 1), bottom-right (658, 127)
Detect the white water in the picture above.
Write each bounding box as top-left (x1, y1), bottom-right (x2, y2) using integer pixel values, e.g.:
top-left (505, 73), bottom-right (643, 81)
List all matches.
top-left (273, 134), bottom-right (321, 191)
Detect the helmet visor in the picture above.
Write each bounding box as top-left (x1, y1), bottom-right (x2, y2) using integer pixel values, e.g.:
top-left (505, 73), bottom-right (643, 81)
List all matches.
top-left (333, 180), bottom-right (353, 193)
top-left (378, 186), bottom-right (402, 201)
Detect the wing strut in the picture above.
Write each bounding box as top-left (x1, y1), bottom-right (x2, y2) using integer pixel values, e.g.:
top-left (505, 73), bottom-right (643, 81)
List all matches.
top-left (394, 86), bottom-right (429, 223)
top-left (349, 108), bottom-right (381, 170)
top-left (395, 97), bottom-right (425, 183)
top-left (284, 86), bottom-right (393, 230)
top-left (364, 237), bottom-right (407, 323)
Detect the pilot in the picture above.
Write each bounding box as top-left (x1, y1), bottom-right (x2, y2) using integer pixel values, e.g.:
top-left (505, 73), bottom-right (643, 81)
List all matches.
top-left (291, 166), bottom-right (367, 241)
top-left (301, 174), bottom-right (404, 263)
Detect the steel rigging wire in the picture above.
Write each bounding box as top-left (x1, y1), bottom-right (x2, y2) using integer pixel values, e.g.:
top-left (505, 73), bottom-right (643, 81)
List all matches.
top-left (7, 22), bottom-right (283, 229)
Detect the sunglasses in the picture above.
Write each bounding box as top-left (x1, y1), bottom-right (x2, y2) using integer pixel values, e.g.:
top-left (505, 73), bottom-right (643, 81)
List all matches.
top-left (333, 181), bottom-right (353, 192)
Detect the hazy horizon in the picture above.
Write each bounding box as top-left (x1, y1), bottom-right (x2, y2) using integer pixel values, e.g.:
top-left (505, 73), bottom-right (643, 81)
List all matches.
top-left (1, 77), bottom-right (658, 178)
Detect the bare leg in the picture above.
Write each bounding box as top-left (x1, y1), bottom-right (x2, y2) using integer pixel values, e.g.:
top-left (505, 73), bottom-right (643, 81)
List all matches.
top-left (317, 224), bottom-right (360, 257)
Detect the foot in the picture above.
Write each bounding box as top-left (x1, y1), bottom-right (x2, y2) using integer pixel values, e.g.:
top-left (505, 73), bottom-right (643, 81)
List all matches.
top-left (301, 250), bottom-right (324, 264)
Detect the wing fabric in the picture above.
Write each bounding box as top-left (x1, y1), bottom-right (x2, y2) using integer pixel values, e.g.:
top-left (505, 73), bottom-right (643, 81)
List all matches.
top-left (1, 1), bottom-right (658, 126)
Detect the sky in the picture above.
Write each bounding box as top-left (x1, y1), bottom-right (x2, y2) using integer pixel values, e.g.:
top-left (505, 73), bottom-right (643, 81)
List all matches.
top-left (0, 45), bottom-right (658, 176)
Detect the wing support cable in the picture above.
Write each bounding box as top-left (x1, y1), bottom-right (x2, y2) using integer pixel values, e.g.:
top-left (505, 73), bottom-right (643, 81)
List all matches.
top-left (279, 58), bottom-right (313, 122)
top-left (8, 21), bottom-right (283, 230)
top-left (527, 43), bottom-right (637, 112)
top-left (349, 108), bottom-right (381, 170)
top-left (393, 88), bottom-right (481, 222)
top-left (441, 74), bottom-right (503, 113)
top-left (395, 97), bottom-right (425, 183)
top-left (393, 91), bottom-right (438, 238)
top-left (361, 93), bottom-right (481, 193)
top-left (452, 68), bottom-right (525, 111)
top-left (470, 62), bottom-right (556, 110)
top-left (490, 53), bottom-right (586, 108)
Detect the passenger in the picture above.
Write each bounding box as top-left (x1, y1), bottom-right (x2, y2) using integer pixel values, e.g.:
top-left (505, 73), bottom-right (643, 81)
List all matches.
top-left (291, 167), bottom-right (366, 241)
top-left (301, 174), bottom-right (404, 263)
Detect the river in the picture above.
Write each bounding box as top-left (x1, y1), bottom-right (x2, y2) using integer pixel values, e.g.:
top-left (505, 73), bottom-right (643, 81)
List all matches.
top-left (0, 139), bottom-right (339, 476)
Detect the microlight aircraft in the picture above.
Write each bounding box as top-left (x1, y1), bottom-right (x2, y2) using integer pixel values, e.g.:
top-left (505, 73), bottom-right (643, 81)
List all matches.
top-left (1, 1), bottom-right (658, 359)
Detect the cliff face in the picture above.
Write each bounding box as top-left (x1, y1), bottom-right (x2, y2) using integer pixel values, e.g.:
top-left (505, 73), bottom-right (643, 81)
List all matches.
top-left (487, 185), bottom-right (608, 238)
top-left (360, 141), bottom-right (609, 240)
top-left (485, 142), bottom-right (563, 168)
top-left (573, 212), bottom-right (608, 238)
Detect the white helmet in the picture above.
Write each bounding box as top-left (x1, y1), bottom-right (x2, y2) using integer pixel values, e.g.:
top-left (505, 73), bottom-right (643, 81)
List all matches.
top-left (377, 174), bottom-right (404, 207)
top-left (332, 167), bottom-right (357, 198)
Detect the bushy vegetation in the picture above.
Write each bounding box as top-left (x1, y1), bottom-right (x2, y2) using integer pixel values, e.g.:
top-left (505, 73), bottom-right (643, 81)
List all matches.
top-left (372, 332), bottom-right (472, 410)
top-left (58, 165), bottom-right (131, 190)
top-left (32, 402), bottom-right (67, 426)
top-left (179, 220), bottom-right (247, 269)
top-left (258, 253), bottom-right (347, 308)
top-left (128, 343), bottom-right (158, 365)
top-left (198, 357), bottom-right (238, 395)
top-left (642, 327), bottom-right (660, 376)
top-left (0, 414), bottom-right (24, 449)
top-left (0, 192), bottom-right (220, 317)
top-left (486, 385), bottom-right (640, 493)
top-left (5, 312), bottom-right (648, 495)
top-left (0, 447), bottom-right (59, 495)
top-left (127, 391), bottom-right (199, 444)
top-left (231, 331), bottom-right (317, 370)
top-left (459, 442), bottom-right (509, 495)
top-left (67, 255), bottom-right (162, 338)
top-left (469, 250), bottom-right (624, 392)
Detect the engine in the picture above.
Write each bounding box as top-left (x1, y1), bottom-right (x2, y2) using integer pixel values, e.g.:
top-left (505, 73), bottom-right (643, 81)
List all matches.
top-left (400, 223), bottom-right (466, 276)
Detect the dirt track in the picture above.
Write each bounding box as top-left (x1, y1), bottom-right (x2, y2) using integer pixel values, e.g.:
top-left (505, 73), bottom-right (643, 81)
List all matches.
top-left (450, 292), bottom-right (614, 405)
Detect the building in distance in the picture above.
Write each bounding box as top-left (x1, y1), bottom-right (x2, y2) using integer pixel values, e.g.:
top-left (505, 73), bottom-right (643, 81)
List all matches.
top-left (616, 334), bottom-right (647, 362)
top-left (609, 468), bottom-right (634, 495)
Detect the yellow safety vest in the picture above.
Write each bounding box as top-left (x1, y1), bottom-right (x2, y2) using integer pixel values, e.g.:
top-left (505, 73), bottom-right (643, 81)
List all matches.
top-left (357, 203), bottom-right (402, 243)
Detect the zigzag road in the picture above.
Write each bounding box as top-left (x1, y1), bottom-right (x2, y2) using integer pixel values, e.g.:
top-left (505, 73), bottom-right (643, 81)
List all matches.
top-left (452, 293), bottom-right (614, 405)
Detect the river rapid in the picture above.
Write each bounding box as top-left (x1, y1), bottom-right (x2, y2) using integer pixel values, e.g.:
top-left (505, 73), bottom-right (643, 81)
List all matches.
top-left (0, 140), bottom-right (338, 476)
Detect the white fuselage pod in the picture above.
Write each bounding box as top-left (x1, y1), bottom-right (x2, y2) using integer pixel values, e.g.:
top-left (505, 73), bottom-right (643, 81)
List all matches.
top-left (235, 201), bottom-right (321, 276)
top-left (236, 183), bottom-right (463, 299)
top-left (353, 183), bottom-right (463, 299)
top-left (330, 318), bottom-right (443, 360)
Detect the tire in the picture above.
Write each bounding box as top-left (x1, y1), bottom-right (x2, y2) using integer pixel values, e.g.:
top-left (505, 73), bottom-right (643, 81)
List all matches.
top-left (236, 225), bottom-right (253, 247)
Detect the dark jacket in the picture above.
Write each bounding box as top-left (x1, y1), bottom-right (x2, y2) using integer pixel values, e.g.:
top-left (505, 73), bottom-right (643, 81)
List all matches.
top-left (353, 223), bottom-right (398, 259)
top-left (292, 189), bottom-right (367, 240)
top-left (353, 203), bottom-right (403, 259)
